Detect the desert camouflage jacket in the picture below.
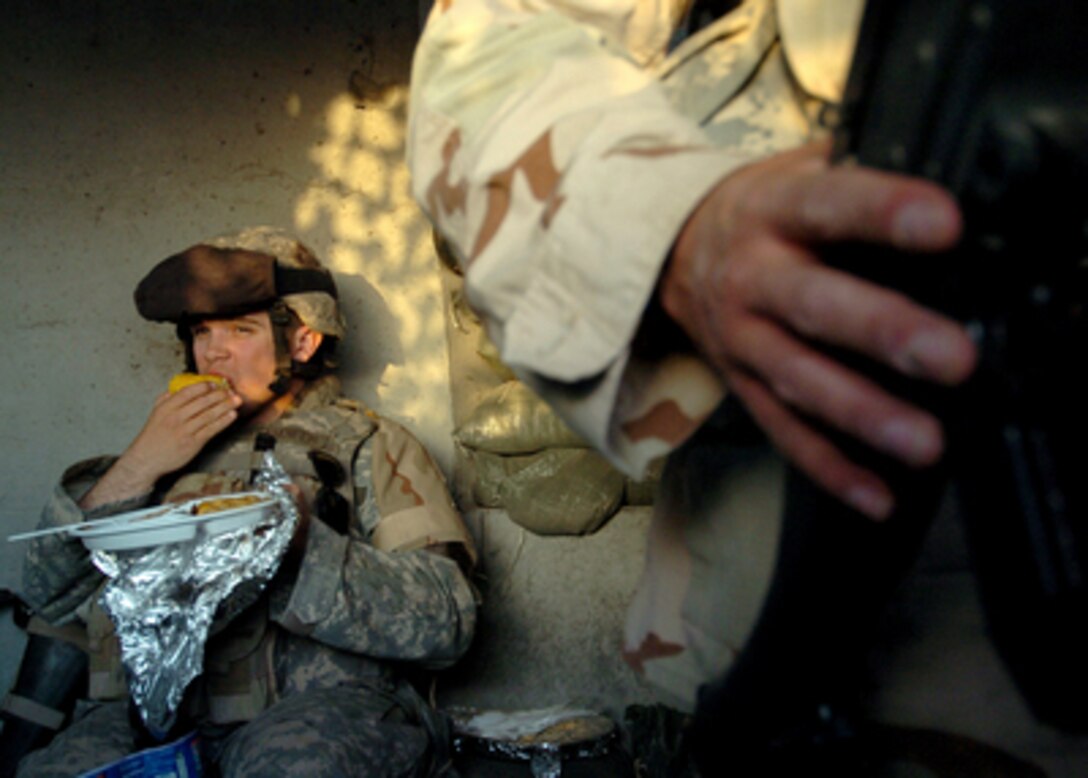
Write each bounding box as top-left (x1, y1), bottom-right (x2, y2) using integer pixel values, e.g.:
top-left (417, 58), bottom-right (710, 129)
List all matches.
top-left (409, 0), bottom-right (864, 709)
top-left (408, 0), bottom-right (863, 477)
top-left (22, 376), bottom-right (477, 722)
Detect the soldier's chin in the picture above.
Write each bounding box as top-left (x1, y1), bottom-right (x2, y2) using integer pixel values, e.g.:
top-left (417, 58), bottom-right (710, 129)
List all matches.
top-left (236, 394), bottom-right (283, 424)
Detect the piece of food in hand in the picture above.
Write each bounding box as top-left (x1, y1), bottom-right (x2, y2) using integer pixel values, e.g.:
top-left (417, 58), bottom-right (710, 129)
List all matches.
top-left (168, 372), bottom-right (230, 394)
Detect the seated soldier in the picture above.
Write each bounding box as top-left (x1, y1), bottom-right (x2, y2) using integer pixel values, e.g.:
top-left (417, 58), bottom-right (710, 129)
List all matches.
top-left (12, 226), bottom-right (477, 777)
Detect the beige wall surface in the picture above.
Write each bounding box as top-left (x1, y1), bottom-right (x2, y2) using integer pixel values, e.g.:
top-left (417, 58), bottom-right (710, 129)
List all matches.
top-left (0, 0), bottom-right (454, 689)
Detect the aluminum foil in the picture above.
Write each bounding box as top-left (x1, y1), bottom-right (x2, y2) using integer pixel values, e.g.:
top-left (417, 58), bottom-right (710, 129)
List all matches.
top-left (91, 451), bottom-right (298, 740)
top-left (449, 706), bottom-right (617, 778)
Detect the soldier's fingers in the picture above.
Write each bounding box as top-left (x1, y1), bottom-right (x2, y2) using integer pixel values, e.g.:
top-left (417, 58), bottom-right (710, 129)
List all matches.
top-left (188, 402), bottom-right (239, 440)
top-left (155, 382), bottom-right (221, 421)
top-left (174, 383), bottom-right (240, 419)
top-left (173, 385), bottom-right (240, 434)
top-left (743, 252), bottom-right (977, 386)
top-left (721, 313), bottom-right (945, 469)
top-left (728, 368), bottom-right (895, 520)
top-left (747, 160), bottom-right (962, 253)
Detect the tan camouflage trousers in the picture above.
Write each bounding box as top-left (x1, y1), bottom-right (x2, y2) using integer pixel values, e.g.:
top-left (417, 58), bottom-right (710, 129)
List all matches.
top-left (15, 685), bottom-right (432, 777)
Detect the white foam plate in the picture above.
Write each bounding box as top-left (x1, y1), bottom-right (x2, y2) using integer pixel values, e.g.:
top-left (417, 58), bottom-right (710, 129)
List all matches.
top-left (68, 493), bottom-right (276, 551)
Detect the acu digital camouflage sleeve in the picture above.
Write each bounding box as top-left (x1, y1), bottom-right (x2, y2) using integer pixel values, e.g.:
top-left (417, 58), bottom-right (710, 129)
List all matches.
top-left (274, 419), bottom-right (477, 669)
top-left (22, 457), bottom-right (155, 625)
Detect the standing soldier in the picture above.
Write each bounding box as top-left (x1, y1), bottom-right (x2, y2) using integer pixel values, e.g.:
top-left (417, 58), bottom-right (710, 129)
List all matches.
top-left (408, 0), bottom-right (979, 772)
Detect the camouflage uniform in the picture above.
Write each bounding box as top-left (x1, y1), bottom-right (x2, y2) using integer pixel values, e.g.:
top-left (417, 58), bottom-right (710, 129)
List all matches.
top-left (18, 373), bottom-right (477, 772)
top-left (408, 0), bottom-right (862, 710)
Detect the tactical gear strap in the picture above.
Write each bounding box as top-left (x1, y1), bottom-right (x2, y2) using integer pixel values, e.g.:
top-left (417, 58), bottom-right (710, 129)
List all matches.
top-left (0, 692), bottom-right (66, 730)
top-left (25, 615), bottom-right (90, 652)
top-left (275, 264), bottom-right (338, 299)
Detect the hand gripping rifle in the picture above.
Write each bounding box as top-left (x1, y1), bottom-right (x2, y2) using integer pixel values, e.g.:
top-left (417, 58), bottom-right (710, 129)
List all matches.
top-left (830, 0), bottom-right (1088, 730)
top-left (688, 0), bottom-right (1088, 770)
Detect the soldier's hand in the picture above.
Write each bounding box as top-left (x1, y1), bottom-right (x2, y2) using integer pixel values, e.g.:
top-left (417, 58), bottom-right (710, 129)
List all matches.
top-left (130, 382), bottom-right (241, 476)
top-left (661, 141), bottom-right (977, 520)
top-left (80, 383), bottom-right (241, 509)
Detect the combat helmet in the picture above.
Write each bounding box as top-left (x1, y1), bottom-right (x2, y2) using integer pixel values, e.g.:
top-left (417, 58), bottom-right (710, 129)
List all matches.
top-left (134, 226), bottom-right (346, 394)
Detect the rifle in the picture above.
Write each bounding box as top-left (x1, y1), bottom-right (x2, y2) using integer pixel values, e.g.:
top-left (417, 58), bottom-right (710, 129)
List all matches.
top-left (830, 0), bottom-right (1088, 730)
top-left (688, 1), bottom-right (1087, 770)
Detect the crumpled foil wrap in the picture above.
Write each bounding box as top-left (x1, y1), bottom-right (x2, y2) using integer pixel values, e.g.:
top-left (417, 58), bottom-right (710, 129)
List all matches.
top-left (91, 451), bottom-right (297, 739)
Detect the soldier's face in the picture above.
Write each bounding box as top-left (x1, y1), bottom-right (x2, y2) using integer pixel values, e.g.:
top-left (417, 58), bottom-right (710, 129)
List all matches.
top-left (190, 312), bottom-right (279, 416)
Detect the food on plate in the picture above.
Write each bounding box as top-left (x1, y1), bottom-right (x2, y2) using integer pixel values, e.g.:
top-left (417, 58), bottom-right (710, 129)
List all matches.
top-left (192, 495), bottom-right (264, 515)
top-left (133, 507), bottom-right (172, 522)
top-left (168, 373), bottom-right (230, 394)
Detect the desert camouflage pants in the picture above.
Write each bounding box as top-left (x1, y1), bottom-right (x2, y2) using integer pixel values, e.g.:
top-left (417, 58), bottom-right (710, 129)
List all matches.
top-left (16, 684), bottom-right (434, 777)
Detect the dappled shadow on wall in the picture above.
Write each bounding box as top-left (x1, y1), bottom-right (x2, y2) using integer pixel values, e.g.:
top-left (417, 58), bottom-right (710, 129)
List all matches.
top-left (293, 82), bottom-right (447, 436)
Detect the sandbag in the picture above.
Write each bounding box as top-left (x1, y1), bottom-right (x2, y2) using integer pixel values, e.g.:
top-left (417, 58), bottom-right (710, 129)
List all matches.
top-left (474, 327), bottom-right (517, 383)
top-left (464, 449), bottom-right (539, 508)
top-left (455, 381), bottom-right (587, 455)
top-left (499, 449), bottom-right (625, 536)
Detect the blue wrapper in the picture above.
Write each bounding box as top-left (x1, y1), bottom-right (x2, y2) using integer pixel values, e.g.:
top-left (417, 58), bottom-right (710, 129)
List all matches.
top-left (76, 731), bottom-right (202, 778)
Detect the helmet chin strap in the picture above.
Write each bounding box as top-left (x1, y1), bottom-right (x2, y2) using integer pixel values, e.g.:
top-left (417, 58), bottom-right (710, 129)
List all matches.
top-left (267, 301), bottom-right (295, 396)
